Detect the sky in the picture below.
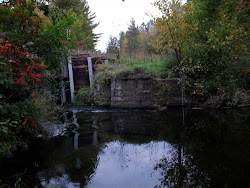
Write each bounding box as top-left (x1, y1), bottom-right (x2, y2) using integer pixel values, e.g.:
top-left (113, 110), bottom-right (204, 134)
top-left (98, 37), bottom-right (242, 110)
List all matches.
top-left (87, 0), bottom-right (161, 52)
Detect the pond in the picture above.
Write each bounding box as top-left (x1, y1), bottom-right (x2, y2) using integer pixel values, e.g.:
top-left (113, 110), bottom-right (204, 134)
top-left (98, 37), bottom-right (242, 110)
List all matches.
top-left (0, 107), bottom-right (249, 187)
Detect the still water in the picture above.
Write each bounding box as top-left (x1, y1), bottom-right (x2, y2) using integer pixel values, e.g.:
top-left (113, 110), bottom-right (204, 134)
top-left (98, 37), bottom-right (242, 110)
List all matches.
top-left (0, 107), bottom-right (249, 187)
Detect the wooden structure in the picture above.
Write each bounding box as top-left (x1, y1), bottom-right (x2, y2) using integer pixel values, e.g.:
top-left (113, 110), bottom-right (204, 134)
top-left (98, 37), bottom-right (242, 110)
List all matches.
top-left (71, 50), bottom-right (107, 91)
top-left (61, 50), bottom-right (108, 103)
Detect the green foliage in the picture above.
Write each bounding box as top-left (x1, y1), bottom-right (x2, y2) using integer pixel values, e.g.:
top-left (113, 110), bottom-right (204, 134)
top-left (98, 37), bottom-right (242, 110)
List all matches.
top-left (125, 18), bottom-right (140, 56)
top-left (204, 89), bottom-right (250, 108)
top-left (0, 142), bottom-right (12, 156)
top-left (154, 0), bottom-right (249, 106)
top-left (0, 0), bottom-right (73, 156)
top-left (53, 0), bottom-right (82, 12)
top-left (39, 12), bottom-right (73, 71)
top-left (32, 80), bottom-right (63, 124)
top-left (106, 36), bottom-right (119, 55)
top-left (75, 87), bottom-right (94, 106)
top-left (0, 99), bottom-right (38, 151)
top-left (94, 56), bottom-right (168, 83)
top-left (109, 19), bottom-right (158, 59)
top-left (54, 0), bottom-right (99, 50)
top-left (0, 176), bottom-right (26, 188)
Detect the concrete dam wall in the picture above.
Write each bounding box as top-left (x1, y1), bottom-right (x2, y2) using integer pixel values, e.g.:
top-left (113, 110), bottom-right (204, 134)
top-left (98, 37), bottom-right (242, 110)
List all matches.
top-left (94, 78), bottom-right (186, 109)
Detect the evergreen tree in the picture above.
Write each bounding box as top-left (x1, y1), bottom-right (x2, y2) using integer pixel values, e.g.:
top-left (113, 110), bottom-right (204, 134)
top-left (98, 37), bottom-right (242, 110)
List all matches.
top-left (125, 18), bottom-right (140, 56)
top-left (53, 0), bottom-right (99, 50)
top-left (119, 31), bottom-right (125, 50)
top-left (106, 36), bottom-right (119, 55)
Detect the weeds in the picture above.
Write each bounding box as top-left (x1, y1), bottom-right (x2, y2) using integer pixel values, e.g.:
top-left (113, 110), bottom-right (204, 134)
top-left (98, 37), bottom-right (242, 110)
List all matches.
top-left (94, 56), bottom-right (171, 84)
top-left (74, 87), bottom-right (94, 106)
top-left (204, 89), bottom-right (250, 108)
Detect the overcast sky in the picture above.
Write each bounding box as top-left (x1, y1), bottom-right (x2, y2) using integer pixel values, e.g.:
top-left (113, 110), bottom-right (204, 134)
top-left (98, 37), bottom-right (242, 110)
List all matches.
top-left (87, 0), bottom-right (161, 52)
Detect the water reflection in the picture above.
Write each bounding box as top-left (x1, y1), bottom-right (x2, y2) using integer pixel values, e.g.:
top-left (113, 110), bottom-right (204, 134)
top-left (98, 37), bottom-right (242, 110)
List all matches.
top-left (72, 109), bottom-right (80, 151)
top-left (0, 107), bottom-right (249, 187)
top-left (154, 108), bottom-right (249, 188)
top-left (86, 141), bottom-right (173, 188)
top-left (40, 173), bottom-right (80, 188)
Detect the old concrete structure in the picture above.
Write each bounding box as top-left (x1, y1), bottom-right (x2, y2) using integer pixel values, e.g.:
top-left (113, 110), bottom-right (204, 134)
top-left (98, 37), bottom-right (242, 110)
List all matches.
top-left (94, 80), bottom-right (111, 106)
top-left (64, 50), bottom-right (187, 108)
top-left (94, 78), bottom-right (186, 108)
top-left (111, 78), bottom-right (159, 108)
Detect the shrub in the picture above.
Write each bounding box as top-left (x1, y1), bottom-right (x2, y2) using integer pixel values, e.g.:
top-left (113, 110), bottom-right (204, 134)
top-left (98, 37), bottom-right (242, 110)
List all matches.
top-left (75, 87), bottom-right (94, 106)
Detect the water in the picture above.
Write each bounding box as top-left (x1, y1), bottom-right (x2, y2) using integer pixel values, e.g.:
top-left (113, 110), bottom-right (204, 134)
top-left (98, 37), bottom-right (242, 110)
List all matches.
top-left (0, 107), bottom-right (249, 187)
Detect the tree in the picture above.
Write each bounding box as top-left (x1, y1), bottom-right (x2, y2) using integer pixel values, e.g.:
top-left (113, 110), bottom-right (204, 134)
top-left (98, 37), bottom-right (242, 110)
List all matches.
top-left (154, 0), bottom-right (187, 71)
top-left (138, 20), bottom-right (157, 58)
top-left (119, 31), bottom-right (125, 51)
top-left (53, 0), bottom-right (99, 50)
top-left (0, 0), bottom-right (73, 153)
top-left (125, 18), bottom-right (140, 57)
top-left (106, 35), bottom-right (120, 59)
top-left (154, 0), bottom-right (249, 103)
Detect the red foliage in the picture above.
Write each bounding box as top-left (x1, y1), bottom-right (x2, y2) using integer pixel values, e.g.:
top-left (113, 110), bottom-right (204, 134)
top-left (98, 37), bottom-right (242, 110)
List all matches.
top-left (0, 37), bottom-right (46, 88)
top-left (0, 1), bottom-right (47, 88)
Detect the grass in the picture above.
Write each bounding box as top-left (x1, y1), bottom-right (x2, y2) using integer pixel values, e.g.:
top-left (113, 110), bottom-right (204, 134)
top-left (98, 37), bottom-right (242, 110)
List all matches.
top-left (94, 56), bottom-right (170, 84)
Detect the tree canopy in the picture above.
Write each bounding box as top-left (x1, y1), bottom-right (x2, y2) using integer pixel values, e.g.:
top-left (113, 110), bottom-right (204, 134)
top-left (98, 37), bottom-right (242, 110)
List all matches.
top-left (153, 0), bottom-right (249, 103)
top-left (53, 0), bottom-right (99, 50)
top-left (107, 18), bottom-right (158, 59)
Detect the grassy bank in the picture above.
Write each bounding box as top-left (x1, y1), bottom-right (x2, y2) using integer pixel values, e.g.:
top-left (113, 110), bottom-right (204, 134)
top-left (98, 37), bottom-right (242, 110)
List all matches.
top-left (94, 56), bottom-right (170, 84)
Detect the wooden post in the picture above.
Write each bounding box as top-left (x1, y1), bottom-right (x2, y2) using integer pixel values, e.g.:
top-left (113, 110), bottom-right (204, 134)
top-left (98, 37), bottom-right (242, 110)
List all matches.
top-left (68, 56), bottom-right (75, 103)
top-left (87, 57), bottom-right (93, 86)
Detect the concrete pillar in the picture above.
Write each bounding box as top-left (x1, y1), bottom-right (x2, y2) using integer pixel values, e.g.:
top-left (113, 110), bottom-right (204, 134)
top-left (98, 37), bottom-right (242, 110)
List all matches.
top-left (104, 59), bottom-right (109, 65)
top-left (68, 56), bottom-right (75, 103)
top-left (87, 57), bottom-right (93, 86)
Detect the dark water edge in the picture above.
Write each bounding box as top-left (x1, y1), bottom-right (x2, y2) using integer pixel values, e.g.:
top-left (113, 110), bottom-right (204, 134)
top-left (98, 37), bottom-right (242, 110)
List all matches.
top-left (0, 107), bottom-right (249, 188)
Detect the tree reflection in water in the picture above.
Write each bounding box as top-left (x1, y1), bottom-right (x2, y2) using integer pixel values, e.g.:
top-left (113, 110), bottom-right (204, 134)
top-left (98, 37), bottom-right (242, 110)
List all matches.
top-left (0, 107), bottom-right (248, 187)
top-left (154, 108), bottom-right (249, 188)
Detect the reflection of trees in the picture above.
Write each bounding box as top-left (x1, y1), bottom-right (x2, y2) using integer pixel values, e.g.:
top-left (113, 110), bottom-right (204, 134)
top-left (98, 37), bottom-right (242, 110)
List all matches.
top-left (154, 108), bottom-right (249, 188)
top-left (37, 107), bottom-right (249, 187)
top-left (154, 145), bottom-right (211, 188)
top-left (37, 110), bottom-right (101, 187)
top-left (37, 136), bottom-right (100, 187)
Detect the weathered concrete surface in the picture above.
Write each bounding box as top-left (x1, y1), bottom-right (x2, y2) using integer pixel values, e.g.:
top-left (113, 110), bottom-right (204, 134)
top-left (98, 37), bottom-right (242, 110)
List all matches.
top-left (94, 78), bottom-right (187, 109)
top-left (110, 78), bottom-right (184, 108)
top-left (94, 81), bottom-right (111, 106)
top-left (111, 78), bottom-right (159, 108)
